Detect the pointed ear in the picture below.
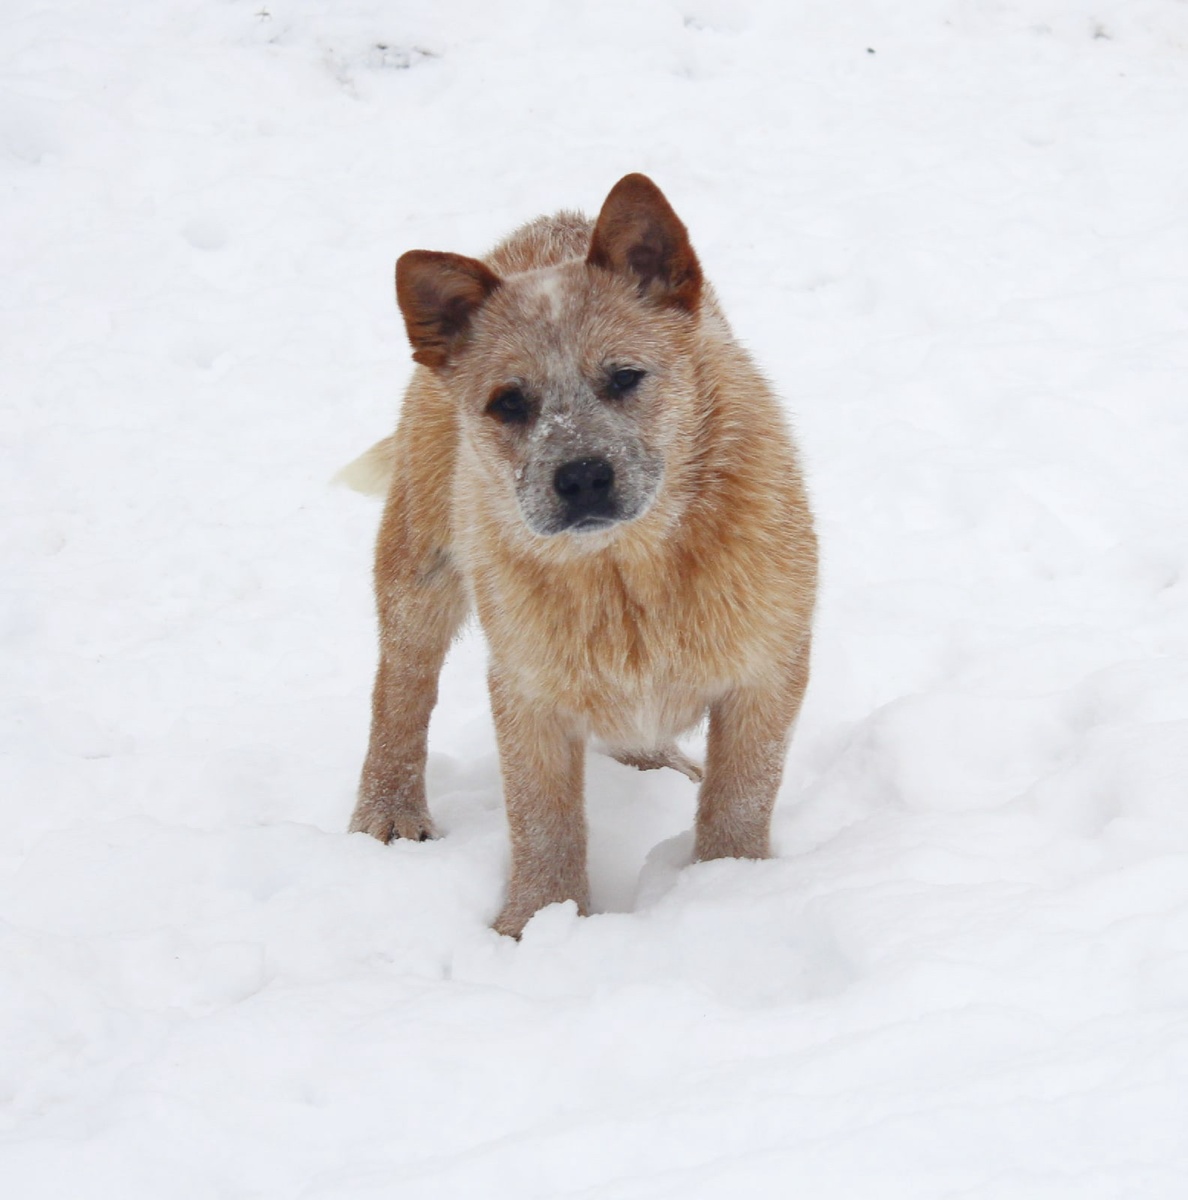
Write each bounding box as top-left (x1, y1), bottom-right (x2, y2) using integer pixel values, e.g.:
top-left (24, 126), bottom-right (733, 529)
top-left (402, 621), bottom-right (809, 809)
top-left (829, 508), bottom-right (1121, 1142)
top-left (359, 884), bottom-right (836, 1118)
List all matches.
top-left (395, 250), bottom-right (502, 368)
top-left (586, 174), bottom-right (702, 312)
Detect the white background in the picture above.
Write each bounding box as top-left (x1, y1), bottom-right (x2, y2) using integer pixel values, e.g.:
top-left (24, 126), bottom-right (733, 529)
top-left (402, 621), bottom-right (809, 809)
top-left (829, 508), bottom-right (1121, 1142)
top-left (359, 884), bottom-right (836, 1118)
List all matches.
top-left (3, 1), bottom-right (1188, 1195)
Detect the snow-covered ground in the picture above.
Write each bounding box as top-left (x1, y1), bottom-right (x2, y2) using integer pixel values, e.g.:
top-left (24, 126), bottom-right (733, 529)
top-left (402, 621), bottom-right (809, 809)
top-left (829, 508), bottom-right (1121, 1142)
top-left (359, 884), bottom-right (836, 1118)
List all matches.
top-left (4, 0), bottom-right (1188, 1194)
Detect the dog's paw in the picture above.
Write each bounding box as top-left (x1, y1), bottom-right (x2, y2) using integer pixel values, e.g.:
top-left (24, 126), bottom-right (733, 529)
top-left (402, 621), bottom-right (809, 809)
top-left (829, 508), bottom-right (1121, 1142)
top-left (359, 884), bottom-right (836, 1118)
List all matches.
top-left (492, 904), bottom-right (531, 940)
top-left (349, 800), bottom-right (438, 844)
top-left (693, 825), bottom-right (769, 863)
top-left (493, 889), bottom-right (589, 940)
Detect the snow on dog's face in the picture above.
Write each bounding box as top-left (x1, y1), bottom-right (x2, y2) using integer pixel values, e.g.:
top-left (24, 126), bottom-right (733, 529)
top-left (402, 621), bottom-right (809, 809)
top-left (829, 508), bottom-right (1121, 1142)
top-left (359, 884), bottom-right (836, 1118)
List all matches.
top-left (396, 175), bottom-right (703, 542)
top-left (443, 260), bottom-right (691, 538)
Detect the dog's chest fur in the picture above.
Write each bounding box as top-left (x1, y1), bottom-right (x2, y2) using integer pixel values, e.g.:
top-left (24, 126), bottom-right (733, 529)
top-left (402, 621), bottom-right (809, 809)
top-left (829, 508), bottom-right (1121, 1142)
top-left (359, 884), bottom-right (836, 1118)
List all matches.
top-left (460, 486), bottom-right (807, 748)
top-left (473, 549), bottom-right (721, 744)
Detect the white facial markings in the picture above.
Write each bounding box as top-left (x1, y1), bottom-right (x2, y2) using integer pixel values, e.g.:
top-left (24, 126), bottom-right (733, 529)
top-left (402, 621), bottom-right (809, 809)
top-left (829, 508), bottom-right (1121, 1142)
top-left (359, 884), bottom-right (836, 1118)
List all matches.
top-left (522, 267), bottom-right (567, 320)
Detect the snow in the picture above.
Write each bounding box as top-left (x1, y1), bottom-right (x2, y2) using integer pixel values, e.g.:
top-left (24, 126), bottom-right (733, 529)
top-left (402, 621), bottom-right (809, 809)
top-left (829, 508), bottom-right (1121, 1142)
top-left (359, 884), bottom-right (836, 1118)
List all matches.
top-left (4, 0), bottom-right (1188, 1195)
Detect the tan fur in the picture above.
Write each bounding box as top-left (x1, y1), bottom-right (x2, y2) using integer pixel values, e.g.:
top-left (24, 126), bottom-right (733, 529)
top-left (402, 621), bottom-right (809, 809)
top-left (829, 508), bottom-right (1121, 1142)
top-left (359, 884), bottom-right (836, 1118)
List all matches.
top-left (350, 175), bottom-right (817, 937)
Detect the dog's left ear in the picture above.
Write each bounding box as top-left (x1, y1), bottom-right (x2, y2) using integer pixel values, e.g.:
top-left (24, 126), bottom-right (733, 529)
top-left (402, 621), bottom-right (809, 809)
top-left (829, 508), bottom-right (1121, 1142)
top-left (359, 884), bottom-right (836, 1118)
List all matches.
top-left (396, 250), bottom-right (503, 369)
top-left (587, 174), bottom-right (702, 312)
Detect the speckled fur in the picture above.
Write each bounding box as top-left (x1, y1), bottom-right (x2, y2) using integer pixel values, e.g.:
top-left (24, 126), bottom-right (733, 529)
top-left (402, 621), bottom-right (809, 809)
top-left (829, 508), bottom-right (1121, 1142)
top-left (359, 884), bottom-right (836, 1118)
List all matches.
top-left (350, 176), bottom-right (817, 937)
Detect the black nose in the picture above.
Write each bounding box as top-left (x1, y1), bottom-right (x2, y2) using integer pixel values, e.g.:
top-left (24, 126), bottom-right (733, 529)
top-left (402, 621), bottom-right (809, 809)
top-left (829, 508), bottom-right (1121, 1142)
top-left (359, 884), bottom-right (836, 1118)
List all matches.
top-left (553, 457), bottom-right (616, 522)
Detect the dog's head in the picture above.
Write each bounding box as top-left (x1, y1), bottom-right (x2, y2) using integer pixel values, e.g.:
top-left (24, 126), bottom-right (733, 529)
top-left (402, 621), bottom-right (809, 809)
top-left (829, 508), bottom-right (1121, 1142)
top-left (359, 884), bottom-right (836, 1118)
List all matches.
top-left (395, 175), bottom-right (704, 542)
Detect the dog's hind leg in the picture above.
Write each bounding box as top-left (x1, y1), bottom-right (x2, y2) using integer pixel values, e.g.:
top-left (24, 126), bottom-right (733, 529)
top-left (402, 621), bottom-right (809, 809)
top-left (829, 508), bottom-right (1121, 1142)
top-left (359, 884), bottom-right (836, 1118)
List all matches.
top-left (489, 667), bottom-right (589, 938)
top-left (606, 744), bottom-right (703, 783)
top-left (693, 635), bottom-right (812, 862)
top-left (350, 383), bottom-right (467, 843)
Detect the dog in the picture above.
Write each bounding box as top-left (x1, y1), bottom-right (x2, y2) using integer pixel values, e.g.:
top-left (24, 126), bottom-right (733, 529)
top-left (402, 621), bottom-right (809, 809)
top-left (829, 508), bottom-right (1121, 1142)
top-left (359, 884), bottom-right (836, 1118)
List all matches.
top-left (348, 174), bottom-right (817, 937)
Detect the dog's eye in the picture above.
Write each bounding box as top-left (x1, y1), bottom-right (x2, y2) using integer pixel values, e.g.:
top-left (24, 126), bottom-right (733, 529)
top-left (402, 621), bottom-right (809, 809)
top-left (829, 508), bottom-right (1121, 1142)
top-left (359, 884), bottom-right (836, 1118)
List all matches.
top-left (487, 387), bottom-right (530, 424)
top-left (608, 367), bottom-right (645, 395)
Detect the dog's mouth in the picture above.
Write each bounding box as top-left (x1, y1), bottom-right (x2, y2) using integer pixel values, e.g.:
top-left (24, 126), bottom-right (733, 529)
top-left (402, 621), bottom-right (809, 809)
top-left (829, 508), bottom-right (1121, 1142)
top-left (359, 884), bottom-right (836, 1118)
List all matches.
top-left (526, 504), bottom-right (633, 539)
top-left (562, 514), bottom-right (621, 535)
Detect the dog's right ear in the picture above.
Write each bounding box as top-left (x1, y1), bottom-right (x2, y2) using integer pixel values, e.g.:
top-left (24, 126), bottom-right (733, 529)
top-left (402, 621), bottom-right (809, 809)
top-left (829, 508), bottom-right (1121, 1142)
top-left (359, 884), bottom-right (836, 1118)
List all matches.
top-left (395, 250), bottom-right (502, 369)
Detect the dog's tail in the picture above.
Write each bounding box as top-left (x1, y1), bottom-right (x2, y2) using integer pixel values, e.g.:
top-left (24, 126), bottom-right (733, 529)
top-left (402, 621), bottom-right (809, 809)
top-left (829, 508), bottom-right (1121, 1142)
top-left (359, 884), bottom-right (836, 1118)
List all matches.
top-left (333, 435), bottom-right (396, 497)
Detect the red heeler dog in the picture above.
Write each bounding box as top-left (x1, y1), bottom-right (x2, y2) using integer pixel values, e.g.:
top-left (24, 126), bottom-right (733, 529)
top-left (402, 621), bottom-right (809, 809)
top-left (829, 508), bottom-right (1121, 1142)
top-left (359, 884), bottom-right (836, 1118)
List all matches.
top-left (348, 175), bottom-right (817, 937)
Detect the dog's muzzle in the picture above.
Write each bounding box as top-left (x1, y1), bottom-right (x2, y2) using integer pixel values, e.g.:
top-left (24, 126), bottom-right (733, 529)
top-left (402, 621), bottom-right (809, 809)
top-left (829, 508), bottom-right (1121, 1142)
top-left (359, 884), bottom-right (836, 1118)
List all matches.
top-left (553, 457), bottom-right (619, 531)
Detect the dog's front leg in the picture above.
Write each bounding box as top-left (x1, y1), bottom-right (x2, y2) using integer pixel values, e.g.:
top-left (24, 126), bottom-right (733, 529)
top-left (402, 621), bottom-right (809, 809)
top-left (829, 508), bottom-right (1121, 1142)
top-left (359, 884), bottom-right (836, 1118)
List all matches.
top-left (694, 636), bottom-right (812, 862)
top-left (351, 489), bottom-right (467, 843)
top-left (489, 667), bottom-right (588, 938)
